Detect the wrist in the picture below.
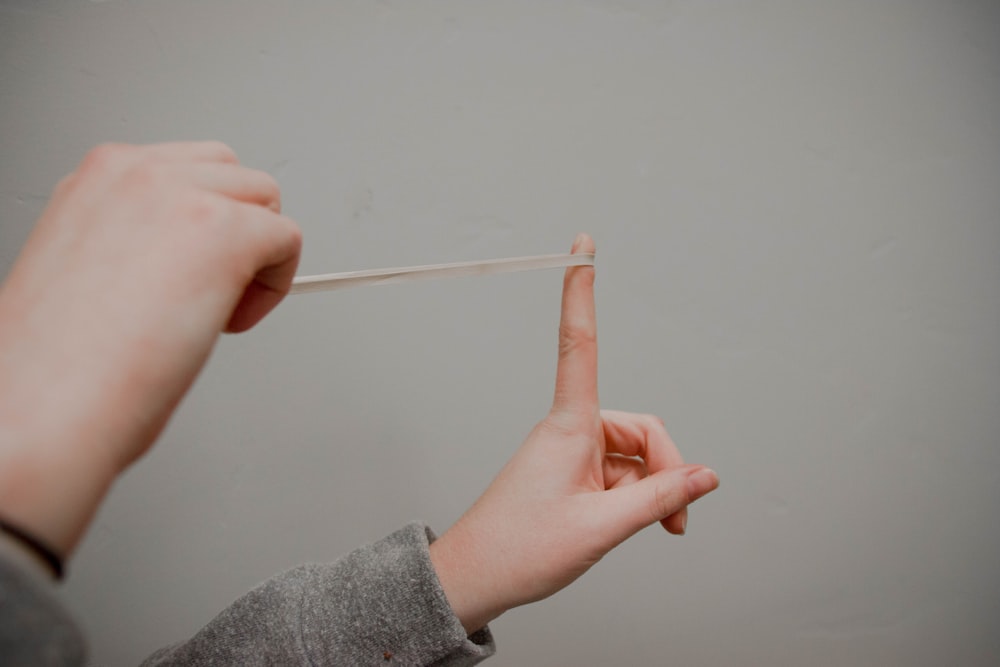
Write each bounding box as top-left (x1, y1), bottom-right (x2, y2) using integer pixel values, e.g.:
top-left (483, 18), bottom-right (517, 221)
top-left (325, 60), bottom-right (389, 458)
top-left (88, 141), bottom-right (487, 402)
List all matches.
top-left (0, 423), bottom-right (118, 560)
top-left (429, 523), bottom-right (509, 635)
top-left (0, 517), bottom-right (64, 579)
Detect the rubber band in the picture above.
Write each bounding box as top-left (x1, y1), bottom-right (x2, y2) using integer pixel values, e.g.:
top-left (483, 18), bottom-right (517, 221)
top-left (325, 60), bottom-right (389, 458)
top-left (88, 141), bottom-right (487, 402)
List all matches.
top-left (290, 252), bottom-right (595, 295)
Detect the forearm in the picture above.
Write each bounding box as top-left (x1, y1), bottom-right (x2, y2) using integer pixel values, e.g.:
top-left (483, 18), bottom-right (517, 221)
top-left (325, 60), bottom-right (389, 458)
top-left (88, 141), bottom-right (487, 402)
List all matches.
top-left (0, 275), bottom-right (131, 560)
top-left (0, 235), bottom-right (207, 559)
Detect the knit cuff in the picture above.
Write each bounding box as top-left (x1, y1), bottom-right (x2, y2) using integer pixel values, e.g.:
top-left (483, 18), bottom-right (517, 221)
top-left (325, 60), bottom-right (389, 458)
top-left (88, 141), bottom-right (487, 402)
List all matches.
top-left (299, 522), bottom-right (496, 666)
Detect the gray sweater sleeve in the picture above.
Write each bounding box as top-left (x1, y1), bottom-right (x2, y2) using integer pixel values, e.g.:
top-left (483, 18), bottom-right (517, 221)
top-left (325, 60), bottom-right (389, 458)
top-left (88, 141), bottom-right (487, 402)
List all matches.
top-left (0, 537), bottom-right (87, 667)
top-left (142, 522), bottom-right (495, 666)
top-left (0, 523), bottom-right (494, 666)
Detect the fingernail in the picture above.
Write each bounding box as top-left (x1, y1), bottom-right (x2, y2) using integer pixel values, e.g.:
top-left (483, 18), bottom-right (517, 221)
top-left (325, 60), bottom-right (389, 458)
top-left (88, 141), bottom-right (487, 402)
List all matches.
top-left (572, 233), bottom-right (586, 251)
top-left (686, 468), bottom-right (719, 501)
top-left (680, 513), bottom-right (688, 535)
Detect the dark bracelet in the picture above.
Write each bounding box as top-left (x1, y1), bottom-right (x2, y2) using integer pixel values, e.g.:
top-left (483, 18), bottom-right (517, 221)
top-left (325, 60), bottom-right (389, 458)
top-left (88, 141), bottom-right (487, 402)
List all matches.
top-left (0, 518), bottom-right (64, 580)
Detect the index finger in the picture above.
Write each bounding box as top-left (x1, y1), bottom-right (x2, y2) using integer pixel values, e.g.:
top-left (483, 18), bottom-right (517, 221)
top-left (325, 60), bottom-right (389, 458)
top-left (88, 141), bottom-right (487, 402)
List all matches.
top-left (552, 233), bottom-right (598, 415)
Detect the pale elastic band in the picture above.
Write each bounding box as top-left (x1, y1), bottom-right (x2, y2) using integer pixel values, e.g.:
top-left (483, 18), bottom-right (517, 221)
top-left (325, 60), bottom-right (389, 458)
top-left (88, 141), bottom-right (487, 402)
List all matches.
top-left (290, 252), bottom-right (595, 295)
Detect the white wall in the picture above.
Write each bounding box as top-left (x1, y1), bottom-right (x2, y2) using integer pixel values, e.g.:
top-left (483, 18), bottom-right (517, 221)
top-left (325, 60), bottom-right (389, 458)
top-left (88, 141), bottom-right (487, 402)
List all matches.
top-left (2, 1), bottom-right (998, 664)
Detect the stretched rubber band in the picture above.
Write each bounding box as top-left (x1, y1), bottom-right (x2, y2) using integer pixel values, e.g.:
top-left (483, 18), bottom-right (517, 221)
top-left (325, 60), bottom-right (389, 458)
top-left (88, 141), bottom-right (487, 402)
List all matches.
top-left (290, 252), bottom-right (595, 295)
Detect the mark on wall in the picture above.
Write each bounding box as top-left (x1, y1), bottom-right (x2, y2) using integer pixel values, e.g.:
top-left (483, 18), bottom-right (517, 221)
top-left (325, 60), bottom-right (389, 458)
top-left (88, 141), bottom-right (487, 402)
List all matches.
top-left (348, 185), bottom-right (375, 221)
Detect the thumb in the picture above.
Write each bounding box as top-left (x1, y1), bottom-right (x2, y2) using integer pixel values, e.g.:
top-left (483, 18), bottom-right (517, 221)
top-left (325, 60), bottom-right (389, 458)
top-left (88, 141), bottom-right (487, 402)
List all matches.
top-left (597, 465), bottom-right (719, 547)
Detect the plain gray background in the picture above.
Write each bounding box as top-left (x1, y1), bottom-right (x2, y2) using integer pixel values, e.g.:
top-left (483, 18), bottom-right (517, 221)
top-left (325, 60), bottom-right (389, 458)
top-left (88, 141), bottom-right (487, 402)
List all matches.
top-left (2, 1), bottom-right (998, 665)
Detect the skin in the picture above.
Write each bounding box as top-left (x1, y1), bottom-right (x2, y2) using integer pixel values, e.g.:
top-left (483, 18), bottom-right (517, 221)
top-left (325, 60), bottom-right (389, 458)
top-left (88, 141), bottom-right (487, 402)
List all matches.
top-left (0, 142), bottom-right (301, 556)
top-left (429, 234), bottom-right (719, 633)
top-left (0, 142), bottom-right (718, 636)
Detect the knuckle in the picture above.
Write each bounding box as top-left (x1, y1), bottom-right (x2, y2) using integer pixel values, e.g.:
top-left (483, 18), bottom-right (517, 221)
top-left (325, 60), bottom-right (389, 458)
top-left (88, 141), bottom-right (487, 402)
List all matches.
top-left (260, 172), bottom-right (282, 210)
top-left (79, 143), bottom-right (131, 176)
top-left (53, 173), bottom-right (77, 196)
top-left (206, 140), bottom-right (238, 163)
top-left (539, 413), bottom-right (576, 437)
top-left (285, 219), bottom-right (303, 249)
top-left (644, 413), bottom-right (666, 429)
top-left (558, 322), bottom-right (596, 357)
top-left (271, 214), bottom-right (303, 253)
top-left (258, 170), bottom-right (278, 189)
top-left (539, 412), bottom-right (588, 439)
top-left (180, 193), bottom-right (228, 227)
top-left (121, 160), bottom-right (164, 190)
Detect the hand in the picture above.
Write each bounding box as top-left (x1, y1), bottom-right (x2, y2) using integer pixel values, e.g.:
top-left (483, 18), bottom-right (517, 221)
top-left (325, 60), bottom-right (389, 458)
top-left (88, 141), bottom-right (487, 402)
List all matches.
top-left (0, 142), bottom-right (301, 558)
top-left (429, 234), bottom-right (719, 633)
